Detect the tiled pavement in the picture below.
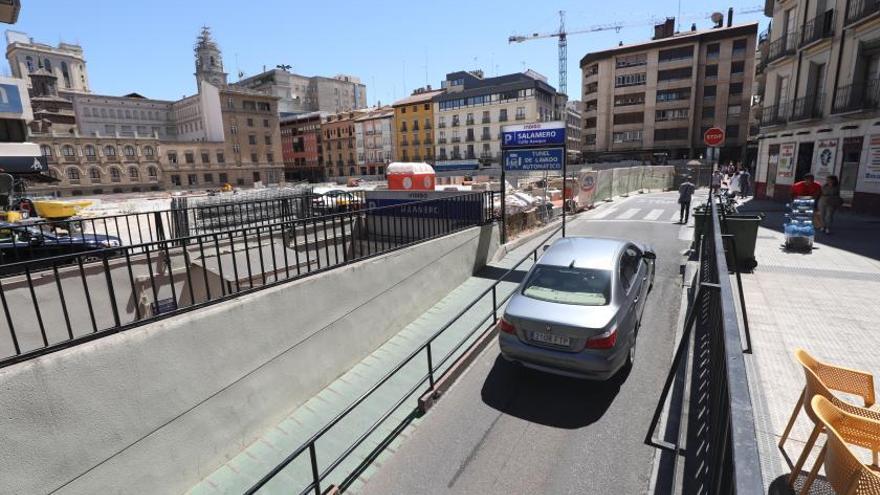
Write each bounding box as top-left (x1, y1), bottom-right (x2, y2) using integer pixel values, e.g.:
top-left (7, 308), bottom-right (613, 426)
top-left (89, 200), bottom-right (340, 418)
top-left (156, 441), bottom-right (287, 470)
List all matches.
top-left (186, 220), bottom-right (566, 495)
top-left (735, 200), bottom-right (880, 492)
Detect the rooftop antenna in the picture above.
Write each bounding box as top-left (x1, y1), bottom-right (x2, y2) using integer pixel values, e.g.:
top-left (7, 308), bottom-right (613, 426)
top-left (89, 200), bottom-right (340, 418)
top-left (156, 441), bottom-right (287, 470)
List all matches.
top-left (276, 64), bottom-right (292, 71)
top-left (677, 0), bottom-right (682, 31)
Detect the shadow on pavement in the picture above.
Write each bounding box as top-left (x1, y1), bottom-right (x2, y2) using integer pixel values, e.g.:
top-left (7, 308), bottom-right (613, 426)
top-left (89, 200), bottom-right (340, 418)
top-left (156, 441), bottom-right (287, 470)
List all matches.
top-left (479, 355), bottom-right (625, 429)
top-left (737, 197), bottom-right (880, 261)
top-left (472, 265), bottom-right (529, 284)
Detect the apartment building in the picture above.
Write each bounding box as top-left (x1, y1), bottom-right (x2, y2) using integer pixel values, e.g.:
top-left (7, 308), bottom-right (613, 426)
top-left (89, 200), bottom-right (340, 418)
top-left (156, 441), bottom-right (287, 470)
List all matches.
top-left (566, 101), bottom-right (584, 163)
top-left (322, 110), bottom-right (366, 179)
top-left (433, 70), bottom-right (565, 175)
top-left (32, 134), bottom-right (163, 196)
top-left (236, 69), bottom-right (368, 114)
top-left (580, 20), bottom-right (757, 162)
top-left (754, 0), bottom-right (880, 213)
top-left (217, 87), bottom-right (283, 187)
top-left (392, 87), bottom-right (443, 163)
top-left (354, 107), bottom-right (394, 177)
top-left (159, 141), bottom-right (230, 189)
top-left (280, 111), bottom-right (326, 182)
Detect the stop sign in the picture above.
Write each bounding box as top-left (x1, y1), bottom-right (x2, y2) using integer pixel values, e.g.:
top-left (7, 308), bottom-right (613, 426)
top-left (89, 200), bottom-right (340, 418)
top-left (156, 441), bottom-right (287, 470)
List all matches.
top-left (704, 127), bottom-right (725, 147)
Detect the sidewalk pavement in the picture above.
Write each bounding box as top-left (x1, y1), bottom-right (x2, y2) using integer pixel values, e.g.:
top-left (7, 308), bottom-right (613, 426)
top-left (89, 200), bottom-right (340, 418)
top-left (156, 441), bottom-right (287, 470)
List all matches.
top-left (185, 223), bottom-right (564, 495)
top-left (735, 198), bottom-right (880, 493)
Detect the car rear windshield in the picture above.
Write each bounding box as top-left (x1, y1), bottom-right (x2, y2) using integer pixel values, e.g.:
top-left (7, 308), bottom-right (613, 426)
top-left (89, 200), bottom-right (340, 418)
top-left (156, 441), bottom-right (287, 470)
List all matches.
top-left (522, 266), bottom-right (611, 306)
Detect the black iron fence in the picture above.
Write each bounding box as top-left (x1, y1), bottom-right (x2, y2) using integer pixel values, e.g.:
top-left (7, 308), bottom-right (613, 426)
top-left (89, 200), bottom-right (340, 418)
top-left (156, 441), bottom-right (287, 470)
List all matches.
top-left (846, 0), bottom-right (880, 25)
top-left (0, 191), bottom-right (497, 368)
top-left (800, 9), bottom-right (834, 47)
top-left (766, 31), bottom-right (798, 63)
top-left (0, 190), bottom-right (367, 268)
top-left (790, 93), bottom-right (824, 121)
top-left (244, 225), bottom-right (561, 495)
top-left (646, 197), bottom-right (763, 494)
top-left (832, 79), bottom-right (880, 114)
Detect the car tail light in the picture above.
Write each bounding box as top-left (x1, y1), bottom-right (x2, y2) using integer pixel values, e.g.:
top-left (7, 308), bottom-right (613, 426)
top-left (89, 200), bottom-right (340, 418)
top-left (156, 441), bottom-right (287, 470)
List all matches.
top-left (585, 327), bottom-right (617, 349)
top-left (497, 317), bottom-right (516, 334)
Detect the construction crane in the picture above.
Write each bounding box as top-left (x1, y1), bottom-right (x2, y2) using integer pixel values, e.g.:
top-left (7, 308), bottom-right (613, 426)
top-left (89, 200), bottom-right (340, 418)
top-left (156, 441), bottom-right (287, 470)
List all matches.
top-left (509, 7), bottom-right (766, 96)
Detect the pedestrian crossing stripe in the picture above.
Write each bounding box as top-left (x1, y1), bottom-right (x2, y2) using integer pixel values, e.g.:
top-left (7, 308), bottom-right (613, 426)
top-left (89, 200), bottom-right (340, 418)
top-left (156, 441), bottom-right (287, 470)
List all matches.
top-left (644, 209), bottom-right (664, 221)
top-left (617, 208), bottom-right (640, 220)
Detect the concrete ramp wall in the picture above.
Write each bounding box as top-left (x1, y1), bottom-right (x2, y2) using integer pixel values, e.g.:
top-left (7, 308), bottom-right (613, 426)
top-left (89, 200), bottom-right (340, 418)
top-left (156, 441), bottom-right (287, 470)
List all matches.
top-left (0, 224), bottom-right (499, 495)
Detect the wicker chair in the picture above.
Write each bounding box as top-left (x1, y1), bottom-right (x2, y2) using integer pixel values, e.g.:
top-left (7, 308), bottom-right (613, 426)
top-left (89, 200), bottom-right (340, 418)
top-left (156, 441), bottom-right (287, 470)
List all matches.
top-left (811, 396), bottom-right (880, 495)
top-left (782, 349), bottom-right (880, 494)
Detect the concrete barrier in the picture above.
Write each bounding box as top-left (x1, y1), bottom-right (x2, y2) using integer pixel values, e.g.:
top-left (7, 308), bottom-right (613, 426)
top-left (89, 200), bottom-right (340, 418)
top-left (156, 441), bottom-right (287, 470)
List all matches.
top-left (0, 223), bottom-right (499, 495)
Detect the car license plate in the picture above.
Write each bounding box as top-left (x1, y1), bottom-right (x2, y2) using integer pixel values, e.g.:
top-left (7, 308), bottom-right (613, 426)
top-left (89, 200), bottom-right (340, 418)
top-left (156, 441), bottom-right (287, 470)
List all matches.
top-left (531, 331), bottom-right (570, 347)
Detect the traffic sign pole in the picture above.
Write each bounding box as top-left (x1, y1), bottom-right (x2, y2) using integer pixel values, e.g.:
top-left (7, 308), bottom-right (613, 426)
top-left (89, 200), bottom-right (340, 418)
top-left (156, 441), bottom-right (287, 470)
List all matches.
top-left (500, 162), bottom-right (506, 244)
top-left (562, 139), bottom-right (567, 237)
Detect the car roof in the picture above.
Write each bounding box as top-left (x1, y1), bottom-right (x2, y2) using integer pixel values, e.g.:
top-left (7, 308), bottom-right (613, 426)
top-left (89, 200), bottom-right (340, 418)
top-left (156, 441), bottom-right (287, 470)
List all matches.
top-left (537, 237), bottom-right (629, 270)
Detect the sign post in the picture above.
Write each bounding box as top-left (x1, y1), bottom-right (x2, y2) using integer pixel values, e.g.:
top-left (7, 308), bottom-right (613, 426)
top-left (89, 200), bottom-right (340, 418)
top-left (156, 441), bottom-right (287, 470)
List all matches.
top-left (704, 127), bottom-right (725, 174)
top-left (501, 121), bottom-right (567, 239)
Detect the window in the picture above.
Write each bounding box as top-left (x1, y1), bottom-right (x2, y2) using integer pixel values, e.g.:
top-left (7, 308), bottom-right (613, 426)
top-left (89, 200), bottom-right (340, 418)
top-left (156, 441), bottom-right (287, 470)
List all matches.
top-left (167, 152), bottom-right (178, 164)
top-left (60, 61), bottom-right (71, 88)
top-left (732, 39), bottom-right (747, 57)
top-left (654, 127), bottom-right (689, 141)
top-left (584, 82), bottom-right (598, 94)
top-left (731, 61), bottom-right (745, 75)
top-left (171, 174), bottom-right (181, 186)
top-left (612, 130), bottom-right (643, 143)
top-left (251, 153), bottom-right (258, 163)
top-left (614, 93), bottom-right (645, 106)
top-left (43, 59), bottom-right (52, 72)
top-left (618, 247), bottom-right (642, 291)
top-left (704, 85), bottom-right (717, 99)
top-left (257, 102), bottom-right (270, 112)
top-left (40, 145), bottom-right (53, 157)
top-left (201, 152), bottom-right (210, 163)
top-left (66, 167), bottom-right (80, 181)
top-left (248, 134), bottom-right (257, 145)
top-left (253, 171), bottom-right (261, 182)
top-left (204, 173), bottom-right (214, 183)
top-left (263, 119), bottom-right (269, 127)
top-left (188, 174), bottom-right (197, 185)
top-left (129, 167), bottom-right (139, 180)
top-left (706, 65), bottom-right (718, 79)
top-left (727, 104), bottom-right (742, 116)
top-left (148, 166), bottom-right (158, 179)
top-left (89, 168), bottom-right (101, 181)
top-left (516, 107), bottom-right (526, 120)
top-left (613, 112), bottom-right (645, 125)
top-left (655, 108), bottom-right (689, 121)
top-left (247, 118), bottom-right (254, 127)
top-left (144, 146), bottom-right (154, 157)
top-left (702, 106), bottom-right (716, 119)
top-left (124, 145), bottom-right (136, 157)
top-left (25, 55), bottom-right (34, 72)
top-left (729, 82), bottom-right (743, 95)
top-left (219, 173), bottom-right (228, 183)
top-left (62, 145), bottom-right (75, 157)
top-left (616, 53), bottom-right (647, 68)
top-left (725, 124), bottom-right (740, 138)
top-left (499, 109), bottom-right (508, 121)
top-left (242, 101), bottom-right (257, 111)
top-left (84, 145), bottom-right (96, 157)
top-left (615, 72), bottom-right (646, 87)
top-left (264, 135), bottom-right (272, 145)
top-left (657, 67), bottom-right (692, 82)
top-left (185, 152), bottom-right (195, 164)
top-left (658, 46), bottom-right (694, 63)
top-left (216, 152), bottom-right (225, 163)
top-left (656, 88), bottom-right (691, 102)
top-left (521, 266), bottom-right (612, 306)
top-left (267, 153), bottom-right (274, 163)
top-left (110, 168), bottom-right (121, 182)
top-left (707, 43), bottom-right (720, 58)
top-left (104, 145), bottom-right (116, 156)
top-left (230, 125), bottom-right (238, 135)
top-left (586, 64), bottom-right (599, 76)
top-left (584, 117), bottom-right (597, 128)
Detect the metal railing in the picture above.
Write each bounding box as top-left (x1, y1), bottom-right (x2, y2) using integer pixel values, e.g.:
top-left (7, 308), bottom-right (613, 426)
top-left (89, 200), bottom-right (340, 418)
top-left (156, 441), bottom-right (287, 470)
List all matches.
top-left (800, 10), bottom-right (834, 47)
top-left (244, 225), bottom-right (561, 495)
top-left (0, 192), bottom-right (498, 368)
top-left (832, 79), bottom-right (880, 113)
top-left (846, 0), bottom-right (880, 25)
top-left (760, 102), bottom-right (789, 126)
top-left (646, 196), bottom-right (762, 494)
top-left (790, 93), bottom-right (824, 121)
top-left (766, 32), bottom-right (798, 63)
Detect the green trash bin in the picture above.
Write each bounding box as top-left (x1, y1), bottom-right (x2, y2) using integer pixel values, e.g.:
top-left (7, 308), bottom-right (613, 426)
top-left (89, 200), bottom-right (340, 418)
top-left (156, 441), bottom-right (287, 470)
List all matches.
top-left (720, 214), bottom-right (763, 271)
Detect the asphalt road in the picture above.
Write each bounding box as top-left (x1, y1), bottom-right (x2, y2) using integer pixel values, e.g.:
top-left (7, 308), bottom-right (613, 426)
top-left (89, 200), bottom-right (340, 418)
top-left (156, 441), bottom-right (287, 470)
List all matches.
top-left (360, 191), bottom-right (692, 495)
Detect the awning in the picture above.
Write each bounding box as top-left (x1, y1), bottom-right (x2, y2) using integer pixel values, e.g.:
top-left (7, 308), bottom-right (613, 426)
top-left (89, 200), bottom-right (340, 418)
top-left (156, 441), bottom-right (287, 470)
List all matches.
top-left (0, 143), bottom-right (58, 183)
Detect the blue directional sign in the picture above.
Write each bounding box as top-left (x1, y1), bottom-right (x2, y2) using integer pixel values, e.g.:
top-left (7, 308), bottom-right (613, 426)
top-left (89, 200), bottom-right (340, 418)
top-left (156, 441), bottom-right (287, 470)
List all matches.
top-left (503, 148), bottom-right (564, 171)
top-left (502, 121), bottom-right (566, 148)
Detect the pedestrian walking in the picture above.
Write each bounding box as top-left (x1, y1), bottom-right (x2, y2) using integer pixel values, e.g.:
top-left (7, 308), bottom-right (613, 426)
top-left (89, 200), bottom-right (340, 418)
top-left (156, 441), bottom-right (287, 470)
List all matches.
top-left (818, 175), bottom-right (843, 234)
top-left (678, 176), bottom-right (696, 224)
top-left (791, 173), bottom-right (823, 228)
top-left (739, 168), bottom-right (752, 197)
top-left (711, 169), bottom-right (722, 195)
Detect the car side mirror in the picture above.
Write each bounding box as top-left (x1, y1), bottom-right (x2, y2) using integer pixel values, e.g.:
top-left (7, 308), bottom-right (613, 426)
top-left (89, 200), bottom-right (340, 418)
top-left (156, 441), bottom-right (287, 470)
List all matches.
top-left (28, 236), bottom-right (42, 247)
top-left (543, 244), bottom-right (550, 252)
top-left (643, 251), bottom-right (656, 260)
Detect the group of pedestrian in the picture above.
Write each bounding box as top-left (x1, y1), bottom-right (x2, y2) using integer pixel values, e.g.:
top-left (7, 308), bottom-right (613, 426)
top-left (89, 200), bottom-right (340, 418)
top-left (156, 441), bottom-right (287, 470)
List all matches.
top-left (791, 173), bottom-right (842, 234)
top-left (709, 164), bottom-right (751, 198)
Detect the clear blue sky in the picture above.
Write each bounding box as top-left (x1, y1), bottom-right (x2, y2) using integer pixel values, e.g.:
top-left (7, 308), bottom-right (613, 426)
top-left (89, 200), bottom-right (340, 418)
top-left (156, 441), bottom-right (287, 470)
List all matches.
top-left (10, 0), bottom-right (768, 104)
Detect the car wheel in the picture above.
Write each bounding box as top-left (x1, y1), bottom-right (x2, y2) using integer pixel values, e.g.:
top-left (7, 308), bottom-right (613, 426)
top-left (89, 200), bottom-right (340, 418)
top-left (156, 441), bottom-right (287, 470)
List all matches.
top-left (624, 333), bottom-right (637, 369)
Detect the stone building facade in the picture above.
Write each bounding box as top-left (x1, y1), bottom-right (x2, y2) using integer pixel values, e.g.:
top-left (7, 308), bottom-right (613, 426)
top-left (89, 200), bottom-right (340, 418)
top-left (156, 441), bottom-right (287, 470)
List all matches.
top-left (355, 107), bottom-right (394, 177)
top-left (5, 30), bottom-right (90, 93)
top-left (322, 110), bottom-right (366, 179)
top-left (392, 87), bottom-right (442, 164)
top-left (235, 69), bottom-right (367, 114)
top-left (280, 112), bottom-right (326, 182)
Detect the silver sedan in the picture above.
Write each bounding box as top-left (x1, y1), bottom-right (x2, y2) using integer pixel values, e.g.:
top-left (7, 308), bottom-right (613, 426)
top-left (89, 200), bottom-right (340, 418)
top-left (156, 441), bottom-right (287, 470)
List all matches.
top-left (498, 236), bottom-right (656, 380)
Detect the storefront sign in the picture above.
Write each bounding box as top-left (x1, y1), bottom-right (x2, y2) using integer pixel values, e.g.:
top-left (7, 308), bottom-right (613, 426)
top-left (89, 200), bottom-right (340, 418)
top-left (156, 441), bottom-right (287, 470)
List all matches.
top-left (776, 142), bottom-right (796, 180)
top-left (501, 121), bottom-right (566, 148)
top-left (814, 139), bottom-right (838, 180)
top-left (502, 148), bottom-right (564, 171)
top-left (864, 134), bottom-right (880, 183)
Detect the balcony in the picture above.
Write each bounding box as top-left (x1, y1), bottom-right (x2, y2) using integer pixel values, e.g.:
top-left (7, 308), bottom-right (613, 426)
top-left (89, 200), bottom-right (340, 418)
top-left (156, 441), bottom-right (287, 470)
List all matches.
top-left (498, 115), bottom-right (508, 122)
top-left (85, 155), bottom-right (97, 162)
top-left (482, 117), bottom-right (490, 124)
top-left (481, 134), bottom-right (491, 141)
top-left (846, 0), bottom-right (880, 25)
top-left (413, 139), bottom-right (421, 145)
top-left (760, 102), bottom-right (790, 126)
top-left (790, 93), bottom-right (824, 121)
top-left (399, 126), bottom-right (408, 132)
top-left (766, 32), bottom-right (798, 63)
top-left (515, 114), bottom-right (526, 121)
top-left (466, 119), bottom-right (474, 126)
top-left (465, 135), bottom-right (474, 142)
top-left (437, 138), bottom-right (448, 144)
top-left (438, 122), bottom-right (446, 128)
top-left (465, 152), bottom-right (476, 160)
top-left (425, 122), bottom-right (432, 129)
top-left (451, 153), bottom-right (462, 160)
top-left (832, 79), bottom-right (880, 113)
top-left (801, 10), bottom-right (834, 47)
top-left (451, 137), bottom-right (461, 143)
top-left (451, 120), bottom-right (460, 127)
top-left (63, 155), bottom-right (77, 162)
